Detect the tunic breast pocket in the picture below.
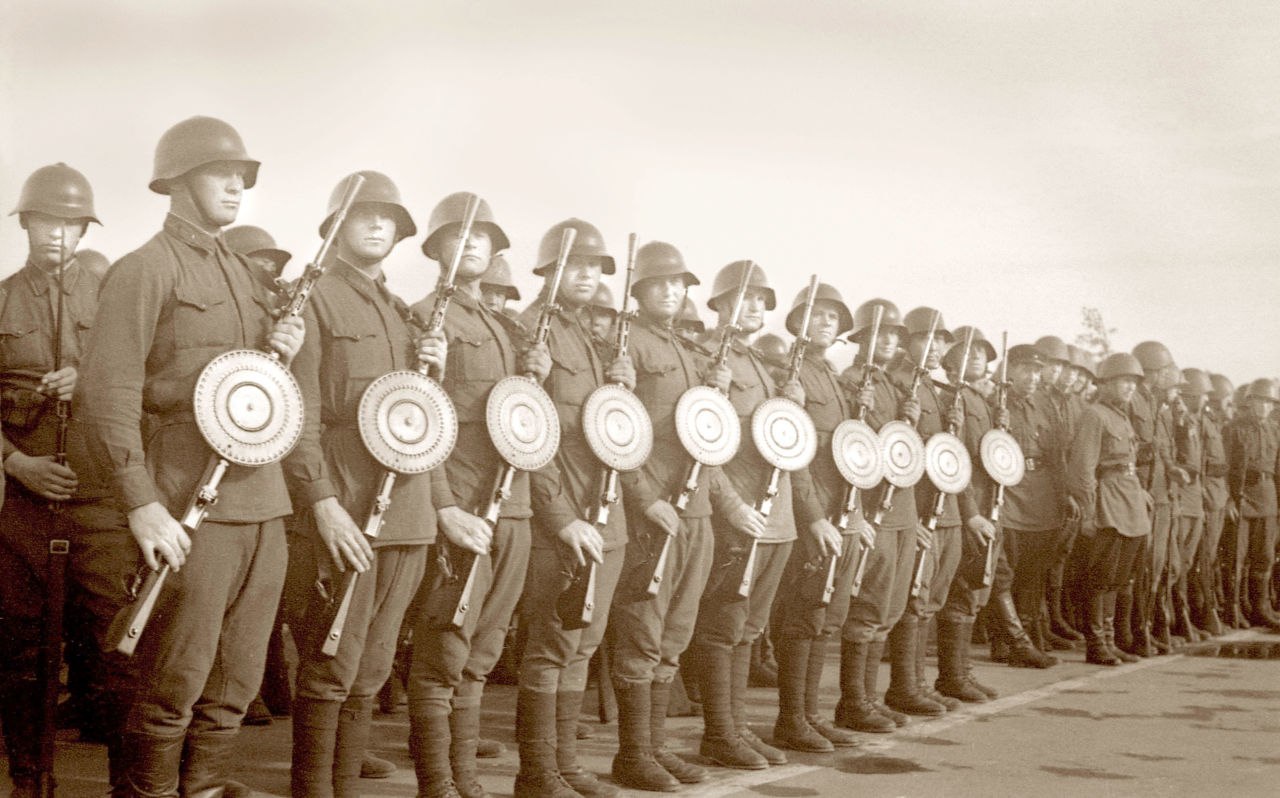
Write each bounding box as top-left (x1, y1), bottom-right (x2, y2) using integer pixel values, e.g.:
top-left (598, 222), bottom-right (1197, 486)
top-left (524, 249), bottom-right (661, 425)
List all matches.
top-left (452, 333), bottom-right (504, 383)
top-left (329, 327), bottom-right (386, 378)
top-left (0, 322), bottom-right (42, 371)
top-left (173, 285), bottom-right (237, 350)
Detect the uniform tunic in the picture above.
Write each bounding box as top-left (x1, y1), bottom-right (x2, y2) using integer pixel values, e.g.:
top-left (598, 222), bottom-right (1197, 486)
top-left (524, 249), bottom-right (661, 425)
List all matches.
top-left (1003, 391), bottom-right (1065, 534)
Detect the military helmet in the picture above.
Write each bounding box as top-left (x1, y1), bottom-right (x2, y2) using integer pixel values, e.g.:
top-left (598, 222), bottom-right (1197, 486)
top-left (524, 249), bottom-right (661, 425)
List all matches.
top-left (587, 283), bottom-right (617, 317)
top-left (1006, 344), bottom-right (1044, 368)
top-left (1097, 353), bottom-right (1144, 383)
top-left (480, 254), bottom-right (521, 301)
top-left (1209, 373), bottom-right (1235, 402)
top-left (1246, 378), bottom-right (1280, 403)
top-left (630, 241), bottom-right (699, 295)
top-left (1180, 368), bottom-right (1212, 397)
top-left (225, 225), bottom-right (291, 271)
top-left (848, 298), bottom-right (907, 344)
top-left (535, 218), bottom-right (614, 276)
top-left (903, 306), bottom-right (953, 343)
top-left (753, 333), bottom-right (789, 370)
top-left (785, 282), bottom-right (852, 336)
top-left (1075, 349), bottom-right (1098, 380)
top-left (674, 296), bottom-right (705, 333)
top-left (319, 170), bottom-right (416, 242)
top-left (11, 163), bottom-right (100, 224)
top-left (1132, 340), bottom-right (1175, 372)
top-left (421, 192), bottom-right (509, 260)
top-left (942, 326), bottom-right (997, 371)
top-left (149, 116), bottom-right (259, 195)
top-left (75, 249), bottom-right (111, 279)
top-left (707, 260), bottom-right (775, 312)
top-left (1034, 335), bottom-right (1070, 364)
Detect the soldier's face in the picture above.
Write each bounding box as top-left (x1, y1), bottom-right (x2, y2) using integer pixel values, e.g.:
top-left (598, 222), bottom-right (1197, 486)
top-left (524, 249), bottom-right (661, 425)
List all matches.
top-left (1040, 360), bottom-right (1064, 387)
top-left (480, 287), bottom-right (508, 314)
top-left (908, 333), bottom-right (944, 369)
top-left (1181, 393), bottom-right (1205, 413)
top-left (807, 303), bottom-right (842, 348)
top-left (1010, 362), bottom-right (1041, 397)
top-left (439, 227), bottom-right (493, 278)
top-left (184, 161), bottom-right (248, 228)
top-left (1057, 365), bottom-right (1079, 391)
top-left (247, 254), bottom-right (282, 279)
top-left (962, 347), bottom-right (989, 383)
top-left (1106, 376), bottom-right (1139, 404)
top-left (873, 329), bottom-right (900, 365)
top-left (636, 277), bottom-right (685, 321)
top-left (559, 258), bottom-right (603, 307)
top-left (589, 310), bottom-right (616, 341)
top-left (1216, 397), bottom-right (1235, 420)
top-left (22, 212), bottom-right (86, 270)
top-left (340, 208), bottom-right (397, 263)
top-left (732, 288), bottom-right (769, 334)
top-left (1247, 398), bottom-right (1273, 421)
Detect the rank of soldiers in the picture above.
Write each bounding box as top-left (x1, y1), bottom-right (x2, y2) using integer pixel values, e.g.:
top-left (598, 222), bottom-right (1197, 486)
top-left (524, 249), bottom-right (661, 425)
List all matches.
top-left (1, 115), bottom-right (1277, 798)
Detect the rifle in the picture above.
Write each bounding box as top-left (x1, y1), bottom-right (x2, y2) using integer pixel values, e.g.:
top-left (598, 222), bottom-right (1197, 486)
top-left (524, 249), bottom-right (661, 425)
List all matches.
top-left (977, 331), bottom-right (1012, 586)
top-left (433, 226), bottom-right (577, 630)
top-left (874, 310), bottom-right (938, 526)
top-left (847, 304), bottom-right (884, 598)
top-left (319, 195), bottom-right (481, 656)
top-left (558, 233), bottom-right (639, 631)
top-left (109, 174), bottom-right (368, 657)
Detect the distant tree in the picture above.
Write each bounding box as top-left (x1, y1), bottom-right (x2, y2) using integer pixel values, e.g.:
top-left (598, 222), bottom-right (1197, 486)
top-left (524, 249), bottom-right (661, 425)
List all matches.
top-left (1076, 307), bottom-right (1116, 359)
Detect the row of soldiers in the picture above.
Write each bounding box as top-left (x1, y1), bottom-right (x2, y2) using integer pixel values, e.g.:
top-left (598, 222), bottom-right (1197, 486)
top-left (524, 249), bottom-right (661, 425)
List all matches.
top-left (1, 115), bottom-right (1277, 798)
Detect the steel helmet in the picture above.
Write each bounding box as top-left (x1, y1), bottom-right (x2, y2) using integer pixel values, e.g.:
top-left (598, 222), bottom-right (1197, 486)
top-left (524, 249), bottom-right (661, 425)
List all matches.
top-left (1097, 353), bottom-right (1144, 382)
top-left (535, 218), bottom-right (614, 276)
top-left (587, 283), bottom-right (617, 316)
top-left (480, 254), bottom-right (521, 301)
top-left (903, 306), bottom-right (953, 343)
top-left (630, 241), bottom-right (699, 294)
top-left (11, 163), bottom-right (100, 224)
top-left (848, 298), bottom-right (907, 344)
top-left (753, 333), bottom-right (789, 370)
top-left (707, 260), bottom-right (775, 312)
top-left (225, 225), bottom-right (291, 271)
top-left (1246, 378), bottom-right (1280, 403)
top-left (942, 326), bottom-right (997, 371)
top-left (421, 192), bottom-right (509, 260)
top-left (674, 296), bottom-right (705, 333)
top-left (1179, 368), bottom-right (1212, 397)
top-left (149, 116), bottom-right (259, 195)
top-left (1209, 373), bottom-right (1234, 402)
top-left (1075, 349), bottom-right (1099, 380)
top-left (1132, 341), bottom-right (1176, 372)
top-left (1006, 344), bottom-right (1045, 368)
top-left (75, 249), bottom-right (110, 279)
top-left (1034, 335), bottom-right (1070, 364)
top-left (785, 282), bottom-right (852, 337)
top-left (319, 170), bottom-right (416, 242)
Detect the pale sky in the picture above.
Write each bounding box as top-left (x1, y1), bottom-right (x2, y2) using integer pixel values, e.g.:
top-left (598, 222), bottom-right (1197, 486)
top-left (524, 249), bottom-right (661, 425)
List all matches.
top-left (2, 0), bottom-right (1277, 383)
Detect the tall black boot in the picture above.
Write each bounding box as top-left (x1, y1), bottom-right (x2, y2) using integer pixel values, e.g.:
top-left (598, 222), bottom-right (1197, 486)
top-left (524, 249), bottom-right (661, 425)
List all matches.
top-left (651, 679), bottom-right (707, 783)
top-left (0, 675), bottom-right (41, 792)
top-left (409, 703), bottom-right (461, 798)
top-left (514, 689), bottom-right (580, 798)
top-left (803, 636), bottom-right (858, 745)
top-left (556, 690), bottom-right (617, 796)
top-left (990, 592), bottom-right (1055, 668)
top-left (832, 639), bottom-right (893, 733)
top-left (1248, 574), bottom-right (1280, 628)
top-left (1048, 583), bottom-right (1084, 642)
top-left (771, 638), bottom-right (832, 752)
top-left (733, 642), bottom-right (786, 765)
top-left (125, 731), bottom-right (186, 798)
top-left (610, 680), bottom-right (678, 792)
top-left (934, 619), bottom-right (986, 703)
top-left (866, 639), bottom-right (908, 727)
top-left (450, 682), bottom-right (488, 798)
top-left (884, 615), bottom-right (945, 716)
top-left (957, 619), bottom-right (999, 698)
top-left (291, 697), bottom-right (342, 798)
top-left (1085, 592), bottom-right (1119, 666)
top-left (916, 620), bottom-right (960, 711)
top-left (182, 728), bottom-right (254, 798)
top-left (334, 696), bottom-right (376, 798)
top-left (693, 644), bottom-right (765, 770)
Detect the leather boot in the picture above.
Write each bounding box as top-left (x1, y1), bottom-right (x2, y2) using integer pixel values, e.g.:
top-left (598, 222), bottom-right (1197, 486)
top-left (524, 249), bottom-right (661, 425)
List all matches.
top-left (650, 679), bottom-right (706, 783)
top-left (1113, 584), bottom-right (1138, 655)
top-left (1151, 599), bottom-right (1174, 654)
top-left (515, 689), bottom-right (580, 798)
top-left (180, 729), bottom-right (253, 798)
top-left (609, 680), bottom-right (678, 792)
top-left (0, 675), bottom-right (41, 791)
top-left (1102, 592), bottom-right (1138, 663)
top-left (125, 731), bottom-right (186, 798)
top-left (883, 615), bottom-right (945, 717)
top-left (865, 640), bottom-right (908, 727)
top-left (450, 682), bottom-right (488, 798)
top-left (733, 643), bottom-right (786, 764)
top-left (360, 753), bottom-right (397, 779)
top-left (990, 592), bottom-right (1055, 669)
top-left (291, 697), bottom-right (342, 797)
top-left (832, 639), bottom-right (894, 733)
top-left (917, 621), bottom-right (960, 711)
top-left (956, 619), bottom-right (998, 699)
top-left (409, 703), bottom-right (462, 798)
top-left (1085, 592), bottom-right (1119, 666)
top-left (1048, 584), bottom-right (1084, 642)
top-left (803, 636), bottom-right (858, 746)
top-left (1173, 588), bottom-right (1203, 643)
top-left (334, 697), bottom-right (376, 798)
top-left (934, 619), bottom-right (986, 703)
top-left (1039, 615), bottom-right (1075, 652)
top-left (693, 645), bottom-right (766, 769)
top-left (1249, 574), bottom-right (1280, 628)
top-left (556, 690), bottom-right (617, 796)
top-left (772, 638), bottom-right (833, 752)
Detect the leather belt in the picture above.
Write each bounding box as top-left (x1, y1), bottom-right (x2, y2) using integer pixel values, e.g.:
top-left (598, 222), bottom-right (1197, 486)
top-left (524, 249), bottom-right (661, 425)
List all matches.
top-left (1024, 457), bottom-right (1038, 472)
top-left (1097, 463), bottom-right (1137, 478)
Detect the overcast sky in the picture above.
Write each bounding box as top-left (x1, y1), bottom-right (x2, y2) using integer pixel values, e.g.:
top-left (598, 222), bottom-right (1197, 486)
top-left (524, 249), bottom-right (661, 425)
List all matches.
top-left (2, 1), bottom-right (1277, 383)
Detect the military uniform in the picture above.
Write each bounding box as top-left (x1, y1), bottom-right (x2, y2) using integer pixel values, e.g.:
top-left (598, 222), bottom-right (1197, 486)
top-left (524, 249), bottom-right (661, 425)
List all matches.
top-left (1169, 401), bottom-right (1206, 640)
top-left (1194, 405), bottom-right (1230, 631)
top-left (1129, 385), bottom-right (1177, 651)
top-left (1224, 407), bottom-right (1280, 625)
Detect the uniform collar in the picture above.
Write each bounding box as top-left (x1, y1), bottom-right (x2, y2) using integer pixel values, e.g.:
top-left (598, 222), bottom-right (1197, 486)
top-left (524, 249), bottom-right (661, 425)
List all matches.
top-left (638, 314), bottom-right (677, 339)
top-left (336, 258), bottom-right (385, 298)
top-left (163, 212), bottom-right (227, 254)
top-left (20, 258), bottom-right (82, 297)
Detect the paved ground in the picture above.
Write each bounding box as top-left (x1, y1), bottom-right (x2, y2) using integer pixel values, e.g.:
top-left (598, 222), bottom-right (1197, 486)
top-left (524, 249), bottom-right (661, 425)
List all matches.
top-left (10, 630), bottom-right (1280, 797)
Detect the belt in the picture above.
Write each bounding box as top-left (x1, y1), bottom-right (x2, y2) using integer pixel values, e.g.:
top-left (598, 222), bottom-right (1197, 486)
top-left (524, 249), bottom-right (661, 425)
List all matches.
top-left (1097, 463), bottom-right (1137, 478)
top-left (1024, 457), bottom-right (1039, 472)
top-left (1245, 469), bottom-right (1275, 486)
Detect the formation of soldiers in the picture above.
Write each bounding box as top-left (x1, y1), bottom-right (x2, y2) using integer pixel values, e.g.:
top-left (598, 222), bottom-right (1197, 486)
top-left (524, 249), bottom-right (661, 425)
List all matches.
top-left (1, 115), bottom-right (1278, 798)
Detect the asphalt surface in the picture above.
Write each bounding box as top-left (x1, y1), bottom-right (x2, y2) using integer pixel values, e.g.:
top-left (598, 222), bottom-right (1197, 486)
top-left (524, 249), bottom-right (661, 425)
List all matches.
top-left (9, 629), bottom-right (1280, 797)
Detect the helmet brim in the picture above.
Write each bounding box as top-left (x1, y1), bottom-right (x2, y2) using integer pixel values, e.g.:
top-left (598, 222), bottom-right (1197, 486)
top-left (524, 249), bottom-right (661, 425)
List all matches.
top-left (149, 159), bottom-right (260, 196)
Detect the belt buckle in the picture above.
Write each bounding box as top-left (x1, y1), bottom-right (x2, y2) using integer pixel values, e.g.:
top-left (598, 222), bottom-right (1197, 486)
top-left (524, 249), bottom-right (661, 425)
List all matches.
top-left (1024, 457), bottom-right (1037, 472)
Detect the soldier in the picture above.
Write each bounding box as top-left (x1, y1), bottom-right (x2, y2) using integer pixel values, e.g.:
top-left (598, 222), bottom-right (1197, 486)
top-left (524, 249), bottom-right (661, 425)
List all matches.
top-left (770, 283), bottom-right (871, 751)
top-left (607, 242), bottom-right (760, 792)
top-left (1168, 371), bottom-right (1207, 642)
top-left (833, 299), bottom-right (916, 734)
top-left (513, 219), bottom-right (633, 798)
top-left (78, 116), bottom-right (306, 796)
top-left (404, 191), bottom-right (548, 798)
top-left (1031, 335), bottom-right (1078, 650)
top-left (1225, 379), bottom-right (1280, 628)
top-left (584, 283), bottom-right (618, 344)
top-left (752, 332), bottom-right (789, 386)
top-left (1067, 353), bottom-right (1152, 666)
top-left (672, 295), bottom-right (704, 343)
top-left (224, 224), bottom-right (292, 286)
top-left (1182, 369), bottom-right (1227, 637)
top-left (283, 171), bottom-right (449, 796)
top-left (0, 163), bottom-right (125, 795)
top-left (479, 253), bottom-right (521, 316)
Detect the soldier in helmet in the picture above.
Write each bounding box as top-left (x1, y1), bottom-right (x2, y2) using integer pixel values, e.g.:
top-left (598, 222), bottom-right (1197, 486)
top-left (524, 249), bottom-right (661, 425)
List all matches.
top-left (770, 283), bottom-right (872, 752)
top-left (510, 218), bottom-right (635, 798)
top-left (752, 332), bottom-right (789, 386)
top-left (1224, 379), bottom-right (1280, 628)
top-left (225, 224), bottom-right (292, 288)
top-left (673, 295), bottom-right (705, 343)
top-left (1177, 369), bottom-right (1226, 637)
top-left (480, 254), bottom-right (521, 316)
top-left (279, 171), bottom-right (449, 795)
top-left (584, 283), bottom-right (618, 344)
top-left (77, 116), bottom-right (306, 796)
top-left (402, 191), bottom-right (548, 798)
top-left (607, 242), bottom-right (760, 792)
top-left (1167, 369), bottom-right (1208, 642)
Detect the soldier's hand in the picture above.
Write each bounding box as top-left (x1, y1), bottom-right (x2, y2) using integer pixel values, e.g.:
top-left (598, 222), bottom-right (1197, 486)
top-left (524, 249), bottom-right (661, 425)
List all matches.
top-left (995, 406), bottom-right (1010, 429)
top-left (5, 451), bottom-right (78, 501)
top-left (901, 397), bottom-right (921, 425)
top-left (438, 506), bottom-right (493, 555)
top-left (965, 514), bottom-right (996, 543)
top-left (127, 502), bottom-right (191, 572)
top-left (607, 354), bottom-right (636, 391)
top-left (946, 404), bottom-right (964, 431)
top-left (268, 314), bottom-right (306, 365)
top-left (313, 496), bottom-right (372, 573)
top-left (781, 379), bottom-right (805, 405)
top-left (40, 366), bottom-right (78, 401)
top-left (1065, 495), bottom-right (1082, 521)
top-left (855, 516), bottom-right (877, 549)
top-left (915, 523), bottom-right (935, 550)
top-left (706, 363), bottom-right (732, 393)
top-left (521, 341), bottom-right (552, 382)
top-left (1171, 467), bottom-right (1192, 486)
top-left (809, 519), bottom-right (843, 558)
top-left (417, 329), bottom-right (448, 373)
top-left (856, 384), bottom-right (876, 413)
top-left (644, 500), bottom-right (680, 537)
top-left (727, 502), bottom-right (767, 539)
top-left (558, 519), bottom-right (605, 567)
top-left (1226, 500), bottom-right (1240, 525)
